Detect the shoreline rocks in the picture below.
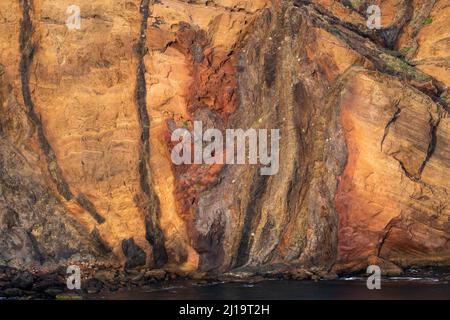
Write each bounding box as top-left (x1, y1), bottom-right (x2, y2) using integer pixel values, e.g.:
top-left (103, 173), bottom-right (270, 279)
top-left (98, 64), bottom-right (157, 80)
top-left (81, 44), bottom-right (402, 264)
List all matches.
top-left (1, 264), bottom-right (450, 299)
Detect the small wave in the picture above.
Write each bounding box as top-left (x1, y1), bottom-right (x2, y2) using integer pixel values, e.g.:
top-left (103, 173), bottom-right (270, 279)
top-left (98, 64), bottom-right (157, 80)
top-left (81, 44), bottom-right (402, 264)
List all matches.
top-left (159, 285), bottom-right (186, 291)
top-left (341, 277), bottom-right (364, 281)
top-left (388, 277), bottom-right (440, 282)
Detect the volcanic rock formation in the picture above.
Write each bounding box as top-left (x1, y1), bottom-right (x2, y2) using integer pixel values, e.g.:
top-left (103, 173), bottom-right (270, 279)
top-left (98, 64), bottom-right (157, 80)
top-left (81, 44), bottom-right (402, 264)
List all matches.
top-left (0, 0), bottom-right (449, 276)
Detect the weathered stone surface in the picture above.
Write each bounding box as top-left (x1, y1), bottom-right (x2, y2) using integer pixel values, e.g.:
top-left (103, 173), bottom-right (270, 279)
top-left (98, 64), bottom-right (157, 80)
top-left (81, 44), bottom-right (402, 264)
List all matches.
top-left (334, 68), bottom-right (450, 272)
top-left (0, 0), bottom-right (448, 277)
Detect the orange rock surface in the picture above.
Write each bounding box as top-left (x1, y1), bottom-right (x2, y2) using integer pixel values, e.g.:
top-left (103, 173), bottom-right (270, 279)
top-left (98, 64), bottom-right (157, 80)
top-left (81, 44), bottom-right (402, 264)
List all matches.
top-left (0, 0), bottom-right (449, 275)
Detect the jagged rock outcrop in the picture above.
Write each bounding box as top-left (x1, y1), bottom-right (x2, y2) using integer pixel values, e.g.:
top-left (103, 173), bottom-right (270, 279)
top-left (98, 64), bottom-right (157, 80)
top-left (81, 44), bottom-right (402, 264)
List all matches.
top-left (0, 0), bottom-right (449, 276)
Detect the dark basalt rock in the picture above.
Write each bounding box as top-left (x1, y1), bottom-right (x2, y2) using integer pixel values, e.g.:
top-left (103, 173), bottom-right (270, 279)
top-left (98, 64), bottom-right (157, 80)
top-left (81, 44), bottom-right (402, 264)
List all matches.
top-left (122, 238), bottom-right (147, 270)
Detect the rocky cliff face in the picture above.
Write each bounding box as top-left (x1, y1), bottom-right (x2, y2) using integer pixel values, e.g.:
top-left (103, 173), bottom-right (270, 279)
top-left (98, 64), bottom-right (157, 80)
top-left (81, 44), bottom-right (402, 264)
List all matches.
top-left (0, 0), bottom-right (449, 276)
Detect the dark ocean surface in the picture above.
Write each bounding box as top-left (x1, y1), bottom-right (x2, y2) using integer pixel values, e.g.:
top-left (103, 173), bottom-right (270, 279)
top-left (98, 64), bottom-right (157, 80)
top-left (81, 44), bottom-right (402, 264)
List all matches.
top-left (92, 278), bottom-right (450, 300)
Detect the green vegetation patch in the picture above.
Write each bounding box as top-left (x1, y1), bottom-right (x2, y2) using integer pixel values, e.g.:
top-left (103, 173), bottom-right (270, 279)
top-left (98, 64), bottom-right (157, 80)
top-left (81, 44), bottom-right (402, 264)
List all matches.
top-left (381, 53), bottom-right (432, 82)
top-left (422, 17), bottom-right (433, 25)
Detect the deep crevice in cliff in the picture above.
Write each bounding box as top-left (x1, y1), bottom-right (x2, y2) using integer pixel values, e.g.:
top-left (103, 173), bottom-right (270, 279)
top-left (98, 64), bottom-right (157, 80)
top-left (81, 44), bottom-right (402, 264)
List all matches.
top-left (418, 113), bottom-right (440, 177)
top-left (380, 100), bottom-right (401, 152)
top-left (234, 174), bottom-right (269, 268)
top-left (135, 0), bottom-right (168, 268)
top-left (377, 214), bottom-right (402, 258)
top-left (19, 0), bottom-right (108, 228)
top-left (76, 193), bottom-right (105, 224)
top-left (19, 0), bottom-right (73, 201)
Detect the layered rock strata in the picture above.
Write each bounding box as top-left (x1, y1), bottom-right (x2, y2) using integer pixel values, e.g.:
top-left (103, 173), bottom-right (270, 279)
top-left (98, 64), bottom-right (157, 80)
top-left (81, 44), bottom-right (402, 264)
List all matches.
top-left (0, 0), bottom-right (448, 276)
